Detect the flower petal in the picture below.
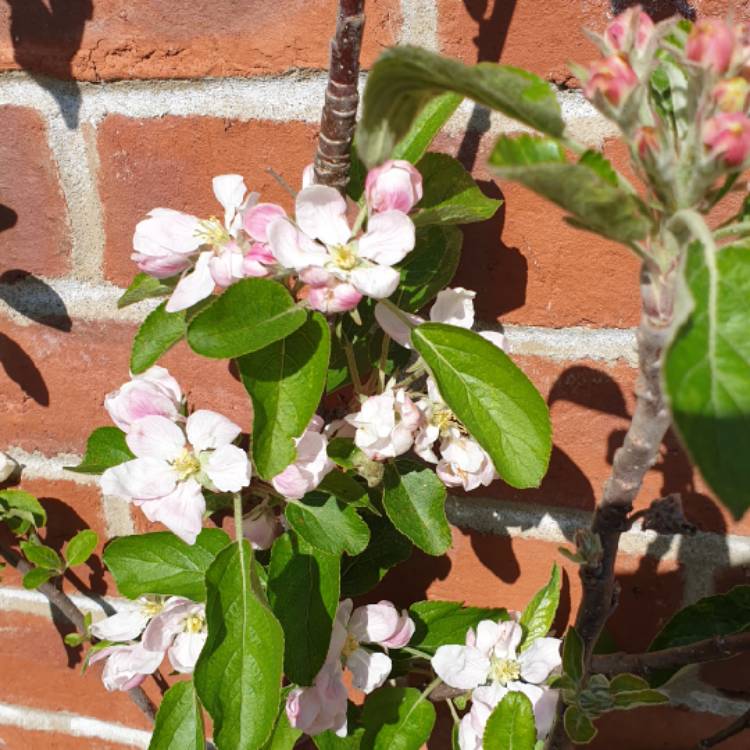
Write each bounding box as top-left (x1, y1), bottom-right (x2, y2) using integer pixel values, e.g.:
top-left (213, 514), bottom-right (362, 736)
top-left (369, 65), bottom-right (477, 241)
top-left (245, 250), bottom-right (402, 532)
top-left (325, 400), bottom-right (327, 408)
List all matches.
top-left (133, 208), bottom-right (203, 257)
top-left (295, 185), bottom-right (350, 246)
top-left (519, 637), bottom-right (562, 684)
top-left (374, 302), bottom-right (421, 348)
top-left (430, 287), bottom-right (476, 328)
top-left (166, 252), bottom-right (216, 313)
top-left (431, 644), bottom-right (489, 690)
top-left (168, 631), bottom-right (207, 673)
top-left (126, 415), bottom-right (185, 461)
top-left (268, 217), bottom-right (328, 271)
top-left (347, 648), bottom-right (392, 693)
top-left (141, 598), bottom-right (193, 652)
top-left (139, 478), bottom-right (206, 545)
top-left (212, 174), bottom-right (247, 230)
top-left (492, 620), bottom-right (523, 661)
top-left (243, 203), bottom-right (287, 242)
top-left (205, 444), bottom-right (252, 492)
top-left (101, 458), bottom-right (177, 501)
top-left (186, 409), bottom-right (242, 452)
top-left (349, 264), bottom-right (401, 299)
top-left (358, 210), bottom-right (415, 265)
top-left (348, 601), bottom-right (400, 645)
top-left (90, 607), bottom-right (150, 642)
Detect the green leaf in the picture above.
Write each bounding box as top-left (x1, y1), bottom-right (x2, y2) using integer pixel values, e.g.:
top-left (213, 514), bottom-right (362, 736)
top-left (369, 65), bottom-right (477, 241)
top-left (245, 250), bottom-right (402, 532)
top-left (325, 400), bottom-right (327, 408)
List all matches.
top-left (360, 687), bottom-right (436, 750)
top-left (319, 471), bottom-right (376, 511)
top-left (314, 729), bottom-right (364, 750)
top-left (412, 323), bottom-right (551, 488)
top-left (20, 541), bottom-right (62, 571)
top-left (412, 153), bottom-right (501, 227)
top-left (612, 689), bottom-right (668, 710)
top-left (148, 680), bottom-right (204, 750)
top-left (64, 529), bottom-right (99, 568)
top-left (408, 601), bottom-right (508, 653)
top-left (103, 529), bottom-right (231, 602)
top-left (285, 493), bottom-right (370, 556)
top-left (64, 632), bottom-right (84, 647)
top-left (66, 427), bottom-right (134, 475)
top-left (392, 225), bottom-right (462, 313)
top-left (195, 541), bottom-right (284, 750)
top-left (118, 273), bottom-right (176, 309)
top-left (263, 688), bottom-right (303, 750)
top-left (238, 312), bottom-right (330, 480)
top-left (664, 242), bottom-right (750, 519)
top-left (0, 489), bottom-right (46, 531)
top-left (357, 46), bottom-right (563, 168)
top-left (563, 627), bottom-right (585, 685)
top-left (22, 567), bottom-right (56, 589)
top-left (489, 135), bottom-right (650, 245)
top-left (187, 278), bottom-right (307, 359)
top-left (341, 514), bottom-right (412, 598)
top-left (267, 533), bottom-right (340, 685)
top-left (563, 706), bottom-right (597, 744)
top-left (483, 691), bottom-right (537, 750)
top-left (382, 460), bottom-right (451, 556)
top-left (130, 301), bottom-right (187, 374)
top-left (608, 674), bottom-right (650, 693)
top-left (519, 564), bottom-right (560, 651)
top-left (327, 438), bottom-right (358, 469)
top-left (390, 92), bottom-right (462, 163)
top-left (648, 585), bottom-right (750, 686)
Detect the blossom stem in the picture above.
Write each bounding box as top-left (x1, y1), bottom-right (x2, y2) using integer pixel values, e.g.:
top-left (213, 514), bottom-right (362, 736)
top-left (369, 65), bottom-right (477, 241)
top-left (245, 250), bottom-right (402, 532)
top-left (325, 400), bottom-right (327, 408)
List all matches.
top-left (447, 698), bottom-right (461, 725)
top-left (418, 676), bottom-right (444, 704)
top-left (401, 645), bottom-right (433, 660)
top-left (350, 203), bottom-right (369, 236)
top-left (342, 335), bottom-right (365, 394)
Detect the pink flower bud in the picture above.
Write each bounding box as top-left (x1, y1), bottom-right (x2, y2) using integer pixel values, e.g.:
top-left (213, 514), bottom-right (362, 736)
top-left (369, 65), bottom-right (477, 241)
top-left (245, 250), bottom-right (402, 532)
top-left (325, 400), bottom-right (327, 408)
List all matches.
top-left (104, 367), bottom-right (182, 432)
top-left (686, 19), bottom-right (735, 74)
top-left (365, 160), bottom-right (423, 214)
top-left (604, 7), bottom-right (654, 54)
top-left (634, 126), bottom-right (659, 160)
top-left (306, 280), bottom-right (363, 314)
top-left (713, 77), bottom-right (750, 113)
top-left (584, 55), bottom-right (639, 106)
top-left (704, 112), bottom-right (750, 167)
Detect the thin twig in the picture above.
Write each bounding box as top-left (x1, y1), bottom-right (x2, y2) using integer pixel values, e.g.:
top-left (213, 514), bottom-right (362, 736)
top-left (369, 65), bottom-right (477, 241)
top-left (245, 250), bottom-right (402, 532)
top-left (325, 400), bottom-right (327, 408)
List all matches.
top-left (314, 0), bottom-right (365, 190)
top-left (698, 706), bottom-right (750, 749)
top-left (0, 542), bottom-right (156, 723)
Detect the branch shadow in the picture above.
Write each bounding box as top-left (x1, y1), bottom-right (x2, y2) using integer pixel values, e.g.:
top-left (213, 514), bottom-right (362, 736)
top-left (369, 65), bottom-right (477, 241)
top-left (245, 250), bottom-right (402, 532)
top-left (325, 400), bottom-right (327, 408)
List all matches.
top-left (0, 331), bottom-right (49, 405)
top-left (0, 270), bottom-right (72, 331)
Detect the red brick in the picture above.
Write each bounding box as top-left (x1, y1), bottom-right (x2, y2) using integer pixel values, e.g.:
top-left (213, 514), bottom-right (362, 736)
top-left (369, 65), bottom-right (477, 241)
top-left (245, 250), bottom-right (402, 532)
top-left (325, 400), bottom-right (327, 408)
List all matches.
top-left (97, 117), bottom-right (319, 286)
top-left (0, 1), bottom-right (400, 82)
top-left (0, 725), bottom-right (127, 750)
top-left (0, 107), bottom-right (70, 277)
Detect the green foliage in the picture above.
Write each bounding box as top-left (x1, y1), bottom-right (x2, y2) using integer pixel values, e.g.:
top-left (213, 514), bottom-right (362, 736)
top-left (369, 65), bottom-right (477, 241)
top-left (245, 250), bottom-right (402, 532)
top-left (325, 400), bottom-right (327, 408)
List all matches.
top-left (664, 241), bottom-right (750, 519)
top-left (562, 627), bottom-right (585, 685)
top-left (357, 46), bottom-right (563, 167)
top-left (64, 529), bottom-right (99, 568)
top-left (382, 460), bottom-right (451, 556)
top-left (408, 601), bottom-right (507, 653)
top-left (0, 489), bottom-right (46, 533)
top-left (267, 533), bottom-right (340, 685)
top-left (130, 302), bottom-right (188, 374)
top-left (20, 540), bottom-right (62, 571)
top-left (22, 566), bottom-right (56, 589)
top-left (66, 427), bottom-right (134, 475)
top-left (483, 692), bottom-right (537, 750)
top-left (187, 278), bottom-right (307, 359)
top-left (148, 680), bottom-right (205, 750)
top-left (238, 312), bottom-right (330, 480)
top-left (519, 564), bottom-right (560, 651)
top-left (103, 529), bottom-right (230, 601)
top-left (263, 688), bottom-right (304, 750)
top-left (412, 323), bottom-right (551, 488)
top-left (195, 541), bottom-right (284, 750)
top-left (563, 706), bottom-right (596, 745)
top-left (118, 273), bottom-right (176, 308)
top-left (359, 687), bottom-right (436, 750)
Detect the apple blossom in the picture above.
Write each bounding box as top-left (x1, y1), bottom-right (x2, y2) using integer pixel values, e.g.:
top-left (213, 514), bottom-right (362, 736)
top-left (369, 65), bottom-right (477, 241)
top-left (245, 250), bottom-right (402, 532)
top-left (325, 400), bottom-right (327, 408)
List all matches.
top-left (704, 112), bottom-right (750, 167)
top-left (89, 642), bottom-right (165, 692)
top-left (436, 427), bottom-right (498, 492)
top-left (243, 505), bottom-right (283, 550)
top-left (286, 660), bottom-right (349, 737)
top-left (603, 6), bottom-right (654, 55)
top-left (267, 184), bottom-right (416, 301)
top-left (104, 366), bottom-right (182, 433)
top-left (365, 159), bottom-right (423, 214)
top-left (241, 202), bottom-right (287, 277)
top-left (271, 416), bottom-right (334, 499)
top-left (101, 410), bottom-right (251, 544)
top-left (90, 595), bottom-right (167, 642)
top-left (584, 55), bottom-right (638, 107)
top-left (345, 387), bottom-right (422, 460)
top-left (301, 266), bottom-right (363, 314)
top-left (0, 451), bottom-right (17, 483)
top-left (686, 19), bottom-right (735, 74)
top-left (713, 77), bottom-right (750, 113)
top-left (141, 596), bottom-right (207, 673)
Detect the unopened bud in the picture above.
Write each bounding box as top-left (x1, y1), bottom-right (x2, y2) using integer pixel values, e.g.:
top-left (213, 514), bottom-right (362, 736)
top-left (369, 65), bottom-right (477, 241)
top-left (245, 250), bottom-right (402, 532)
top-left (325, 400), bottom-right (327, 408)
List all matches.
top-left (584, 55), bottom-right (639, 107)
top-left (604, 7), bottom-right (655, 55)
top-left (713, 77), bottom-right (750, 113)
top-left (634, 126), bottom-right (659, 161)
top-left (704, 112), bottom-right (750, 167)
top-left (686, 19), bottom-right (735, 74)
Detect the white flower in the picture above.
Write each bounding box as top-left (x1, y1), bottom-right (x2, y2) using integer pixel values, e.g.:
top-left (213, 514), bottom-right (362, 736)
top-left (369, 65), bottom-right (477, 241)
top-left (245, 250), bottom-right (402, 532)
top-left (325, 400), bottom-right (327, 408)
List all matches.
top-left (89, 595), bottom-right (167, 642)
top-left (436, 428), bottom-right (498, 492)
top-left (141, 597), bottom-right (207, 673)
top-left (268, 185), bottom-right (416, 300)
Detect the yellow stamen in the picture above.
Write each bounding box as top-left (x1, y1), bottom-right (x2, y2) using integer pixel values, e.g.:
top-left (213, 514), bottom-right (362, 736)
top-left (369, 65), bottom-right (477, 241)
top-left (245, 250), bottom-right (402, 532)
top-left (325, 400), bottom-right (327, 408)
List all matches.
top-left (330, 243), bottom-right (358, 271)
top-left (489, 657), bottom-right (521, 685)
top-left (341, 633), bottom-right (360, 659)
top-left (196, 217), bottom-right (230, 247)
top-left (184, 613), bottom-right (205, 634)
top-left (173, 449), bottom-right (201, 481)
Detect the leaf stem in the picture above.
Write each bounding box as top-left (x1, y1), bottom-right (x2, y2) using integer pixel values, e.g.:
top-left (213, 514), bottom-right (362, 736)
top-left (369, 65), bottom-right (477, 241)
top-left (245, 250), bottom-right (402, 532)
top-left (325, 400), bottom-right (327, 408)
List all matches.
top-left (401, 645), bottom-right (433, 660)
top-left (447, 698), bottom-right (461, 725)
top-left (342, 335), bottom-right (365, 394)
top-left (713, 220), bottom-right (750, 239)
top-left (233, 493), bottom-right (244, 542)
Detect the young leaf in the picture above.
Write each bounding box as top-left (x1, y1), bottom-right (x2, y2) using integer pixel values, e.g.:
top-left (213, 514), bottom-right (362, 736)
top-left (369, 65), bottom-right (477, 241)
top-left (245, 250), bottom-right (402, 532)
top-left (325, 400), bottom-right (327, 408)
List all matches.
top-left (360, 687), bottom-right (436, 750)
top-left (267, 533), bottom-right (340, 686)
top-left (194, 541), bottom-right (284, 750)
top-left (612, 689), bottom-right (668, 710)
top-left (357, 46), bottom-right (564, 167)
top-left (20, 540), bottom-right (62, 571)
top-left (64, 632), bottom-right (85, 647)
top-left (0, 489), bottom-right (46, 531)
top-left (130, 301), bottom-right (187, 374)
top-left (563, 706), bottom-right (597, 744)
top-left (314, 729), bottom-right (364, 750)
top-left (483, 691), bottom-right (537, 750)
top-left (412, 323), bottom-right (551, 489)
top-left (664, 242), bottom-right (750, 519)
top-left (563, 627), bottom-right (585, 685)
top-left (148, 680), bottom-right (205, 750)
top-left (118, 273), bottom-right (176, 309)
top-left (187, 278), bottom-right (307, 359)
top-left (412, 153), bottom-right (501, 227)
top-left (22, 567), bottom-right (56, 589)
top-left (608, 674), bottom-right (650, 693)
top-left (64, 529), bottom-right (99, 568)
top-left (327, 438), bottom-right (358, 469)
top-left (103, 528), bottom-right (230, 602)
top-left (285, 493), bottom-right (370, 557)
top-left (66, 427), bottom-right (134, 475)
top-left (489, 134), bottom-right (651, 245)
top-left (519, 564), bottom-right (561, 651)
top-left (382, 460), bottom-right (451, 556)
top-left (238, 312), bottom-right (330, 480)
top-left (319, 471), bottom-right (373, 510)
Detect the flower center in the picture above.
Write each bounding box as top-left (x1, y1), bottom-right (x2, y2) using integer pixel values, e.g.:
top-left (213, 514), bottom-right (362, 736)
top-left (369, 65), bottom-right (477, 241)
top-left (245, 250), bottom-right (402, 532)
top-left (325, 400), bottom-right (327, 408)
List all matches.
top-left (489, 657), bottom-right (521, 685)
top-left (341, 633), bottom-right (360, 659)
top-left (173, 448), bottom-right (201, 481)
top-left (184, 613), bottom-right (205, 634)
top-left (140, 597), bottom-right (166, 617)
top-left (196, 217), bottom-right (231, 248)
top-left (330, 243), bottom-right (358, 271)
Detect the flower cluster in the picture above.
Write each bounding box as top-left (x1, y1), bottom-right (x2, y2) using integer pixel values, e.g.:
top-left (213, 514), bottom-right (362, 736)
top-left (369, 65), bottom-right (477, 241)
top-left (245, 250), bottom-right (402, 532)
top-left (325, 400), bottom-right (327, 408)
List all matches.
top-left (89, 595), bottom-right (207, 691)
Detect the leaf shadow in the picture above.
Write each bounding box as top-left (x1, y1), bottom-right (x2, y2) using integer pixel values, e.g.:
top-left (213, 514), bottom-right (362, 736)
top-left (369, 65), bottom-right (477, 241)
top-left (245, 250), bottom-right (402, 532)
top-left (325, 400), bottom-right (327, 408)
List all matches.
top-left (0, 331), bottom-right (49, 405)
top-left (0, 270), bottom-right (72, 331)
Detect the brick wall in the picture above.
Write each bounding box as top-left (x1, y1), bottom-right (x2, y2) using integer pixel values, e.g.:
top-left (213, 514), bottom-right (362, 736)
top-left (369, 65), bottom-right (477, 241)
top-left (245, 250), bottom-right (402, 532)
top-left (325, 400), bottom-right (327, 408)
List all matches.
top-left (0, 1), bottom-right (748, 748)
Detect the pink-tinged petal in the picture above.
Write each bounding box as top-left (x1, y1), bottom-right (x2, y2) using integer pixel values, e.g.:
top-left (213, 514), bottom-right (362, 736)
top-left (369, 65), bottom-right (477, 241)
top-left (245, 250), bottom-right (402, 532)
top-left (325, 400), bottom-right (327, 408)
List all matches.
top-left (268, 217), bottom-right (328, 270)
top-left (430, 287), bottom-right (476, 328)
top-left (271, 427), bottom-right (333, 499)
top-left (458, 713), bottom-right (483, 750)
top-left (137, 366), bottom-right (181, 402)
top-left (374, 302), bottom-right (421, 348)
top-left (243, 203), bottom-right (287, 242)
top-left (286, 686), bottom-right (323, 733)
top-left (379, 610), bottom-right (415, 649)
top-left (131, 251), bottom-right (193, 279)
top-left (243, 507), bottom-right (282, 550)
top-left (209, 245), bottom-right (245, 288)
top-left (583, 55), bottom-right (638, 107)
top-left (212, 174), bottom-right (247, 230)
top-left (126, 415), bottom-right (185, 461)
top-left (431, 644), bottom-right (490, 690)
top-left (295, 185), bottom-right (351, 246)
top-left (205, 444), bottom-right (252, 492)
top-left (242, 257), bottom-right (271, 278)
top-left (101, 458), bottom-right (178, 501)
top-left (519, 637), bottom-right (562, 684)
top-left (358, 210), bottom-right (415, 265)
top-left (133, 208), bottom-right (203, 256)
top-left (492, 620), bottom-right (523, 661)
top-left (246, 241), bottom-right (276, 265)
top-left (479, 330), bottom-right (508, 352)
top-left (186, 409), bottom-right (242, 452)
top-left (686, 19), bottom-right (735, 74)
top-left (96, 643), bottom-right (164, 692)
top-left (166, 252), bottom-right (216, 313)
top-left (348, 602), bottom-right (400, 644)
top-left (141, 598), bottom-right (194, 652)
top-left (306, 280), bottom-right (363, 314)
top-left (704, 112), bottom-right (750, 167)
top-left (140, 478), bottom-right (206, 545)
top-left (349, 264), bottom-right (401, 299)
top-left (168, 631), bottom-right (207, 673)
top-left (104, 375), bottom-right (181, 433)
top-left (90, 607), bottom-right (151, 642)
top-left (346, 648), bottom-right (392, 693)
top-left (365, 160), bottom-right (423, 214)
top-left (286, 661), bottom-right (349, 736)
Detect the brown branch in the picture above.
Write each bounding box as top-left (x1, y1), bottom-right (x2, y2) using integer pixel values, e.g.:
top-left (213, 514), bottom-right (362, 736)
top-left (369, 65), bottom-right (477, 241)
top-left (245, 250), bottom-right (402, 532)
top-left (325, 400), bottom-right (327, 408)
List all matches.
top-left (313, 0), bottom-right (365, 190)
top-left (0, 542), bottom-right (156, 723)
top-left (698, 706), bottom-right (750, 749)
